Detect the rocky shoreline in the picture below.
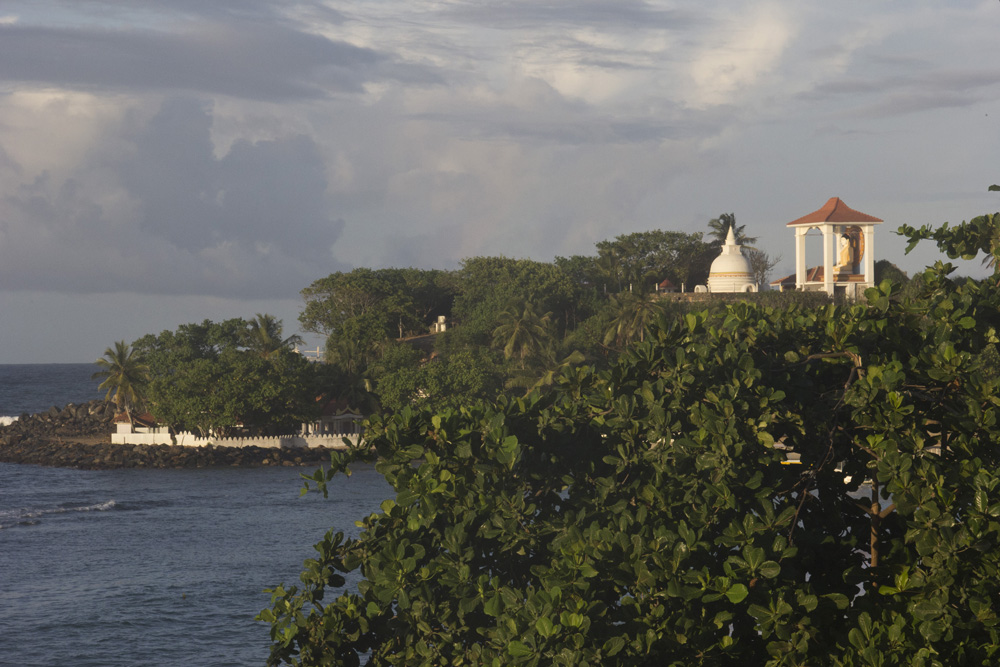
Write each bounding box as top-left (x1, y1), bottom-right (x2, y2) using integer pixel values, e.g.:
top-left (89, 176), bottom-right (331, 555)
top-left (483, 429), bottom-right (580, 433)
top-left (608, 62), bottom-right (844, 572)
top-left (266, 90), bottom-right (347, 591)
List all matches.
top-left (0, 400), bottom-right (337, 470)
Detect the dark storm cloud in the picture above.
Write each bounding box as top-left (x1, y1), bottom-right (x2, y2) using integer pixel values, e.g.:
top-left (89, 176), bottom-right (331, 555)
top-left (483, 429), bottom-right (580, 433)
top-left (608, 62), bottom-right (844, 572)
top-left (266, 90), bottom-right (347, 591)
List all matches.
top-left (0, 20), bottom-right (418, 100)
top-left (802, 68), bottom-right (1000, 118)
top-left (17, 0), bottom-right (349, 28)
top-left (0, 97), bottom-right (348, 299)
top-left (121, 97), bottom-right (338, 257)
top-left (443, 0), bottom-right (703, 31)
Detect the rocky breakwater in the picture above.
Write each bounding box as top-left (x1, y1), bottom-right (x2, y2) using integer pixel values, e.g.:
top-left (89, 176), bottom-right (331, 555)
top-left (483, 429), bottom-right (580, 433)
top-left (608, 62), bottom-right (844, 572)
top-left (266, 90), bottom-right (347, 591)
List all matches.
top-left (0, 400), bottom-right (335, 470)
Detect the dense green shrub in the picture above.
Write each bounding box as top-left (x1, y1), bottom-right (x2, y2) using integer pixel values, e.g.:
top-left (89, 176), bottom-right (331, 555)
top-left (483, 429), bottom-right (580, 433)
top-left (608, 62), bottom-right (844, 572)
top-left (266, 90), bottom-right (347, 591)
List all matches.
top-left (263, 217), bottom-right (1000, 665)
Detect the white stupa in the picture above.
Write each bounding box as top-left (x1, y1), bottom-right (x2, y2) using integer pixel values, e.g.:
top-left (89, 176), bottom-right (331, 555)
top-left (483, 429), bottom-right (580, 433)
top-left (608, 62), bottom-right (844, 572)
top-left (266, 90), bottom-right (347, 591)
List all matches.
top-left (706, 226), bottom-right (757, 293)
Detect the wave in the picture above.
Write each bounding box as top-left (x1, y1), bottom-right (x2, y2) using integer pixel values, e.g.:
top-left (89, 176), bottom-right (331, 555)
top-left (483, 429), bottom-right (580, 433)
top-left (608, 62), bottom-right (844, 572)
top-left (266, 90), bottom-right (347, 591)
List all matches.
top-left (0, 415), bottom-right (18, 426)
top-left (0, 499), bottom-right (117, 529)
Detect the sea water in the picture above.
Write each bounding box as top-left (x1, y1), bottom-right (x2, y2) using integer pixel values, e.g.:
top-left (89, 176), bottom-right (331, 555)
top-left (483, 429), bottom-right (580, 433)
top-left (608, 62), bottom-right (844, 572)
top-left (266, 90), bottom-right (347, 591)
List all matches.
top-left (0, 363), bottom-right (105, 424)
top-left (0, 365), bottom-right (391, 666)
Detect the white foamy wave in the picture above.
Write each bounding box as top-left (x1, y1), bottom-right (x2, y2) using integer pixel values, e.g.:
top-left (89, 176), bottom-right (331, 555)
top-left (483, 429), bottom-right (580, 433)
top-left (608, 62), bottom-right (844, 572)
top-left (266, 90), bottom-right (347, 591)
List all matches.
top-left (0, 500), bottom-right (117, 529)
top-left (0, 415), bottom-right (18, 426)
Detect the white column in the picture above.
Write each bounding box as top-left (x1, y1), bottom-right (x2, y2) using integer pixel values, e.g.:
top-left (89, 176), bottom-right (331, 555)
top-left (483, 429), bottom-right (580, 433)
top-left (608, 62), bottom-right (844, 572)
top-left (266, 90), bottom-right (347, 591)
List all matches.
top-left (822, 224), bottom-right (834, 296)
top-left (864, 225), bottom-right (875, 288)
top-left (795, 227), bottom-right (807, 289)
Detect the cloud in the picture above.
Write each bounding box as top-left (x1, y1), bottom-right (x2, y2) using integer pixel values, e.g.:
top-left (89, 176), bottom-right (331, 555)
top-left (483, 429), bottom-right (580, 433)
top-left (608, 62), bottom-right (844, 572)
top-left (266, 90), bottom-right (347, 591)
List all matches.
top-left (0, 96), bottom-right (347, 298)
top-left (0, 22), bottom-right (394, 100)
top-left (687, 3), bottom-right (794, 108)
top-left (806, 68), bottom-right (1000, 118)
top-left (443, 0), bottom-right (703, 31)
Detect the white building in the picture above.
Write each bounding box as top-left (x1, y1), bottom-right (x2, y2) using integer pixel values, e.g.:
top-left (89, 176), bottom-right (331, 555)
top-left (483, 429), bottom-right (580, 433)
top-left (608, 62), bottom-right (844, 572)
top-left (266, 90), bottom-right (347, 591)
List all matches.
top-left (698, 225), bottom-right (758, 293)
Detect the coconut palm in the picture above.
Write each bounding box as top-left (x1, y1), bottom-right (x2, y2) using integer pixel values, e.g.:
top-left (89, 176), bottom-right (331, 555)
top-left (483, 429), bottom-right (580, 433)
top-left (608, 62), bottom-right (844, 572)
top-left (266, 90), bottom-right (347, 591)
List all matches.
top-left (244, 313), bottom-right (304, 360)
top-left (603, 293), bottom-right (665, 348)
top-left (595, 249), bottom-right (623, 293)
top-left (92, 341), bottom-right (149, 424)
top-left (509, 350), bottom-right (586, 393)
top-left (492, 299), bottom-right (555, 370)
top-left (707, 213), bottom-right (757, 247)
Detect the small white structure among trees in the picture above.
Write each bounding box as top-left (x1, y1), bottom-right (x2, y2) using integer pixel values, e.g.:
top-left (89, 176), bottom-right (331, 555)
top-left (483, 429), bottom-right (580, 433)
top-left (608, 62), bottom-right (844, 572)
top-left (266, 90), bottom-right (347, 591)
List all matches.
top-left (705, 225), bottom-right (758, 293)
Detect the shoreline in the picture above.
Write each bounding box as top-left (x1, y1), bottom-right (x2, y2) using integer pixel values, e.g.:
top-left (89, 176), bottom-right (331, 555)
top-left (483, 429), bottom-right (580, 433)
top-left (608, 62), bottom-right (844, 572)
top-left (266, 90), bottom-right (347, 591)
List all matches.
top-left (0, 399), bottom-right (340, 470)
top-left (0, 437), bottom-right (337, 470)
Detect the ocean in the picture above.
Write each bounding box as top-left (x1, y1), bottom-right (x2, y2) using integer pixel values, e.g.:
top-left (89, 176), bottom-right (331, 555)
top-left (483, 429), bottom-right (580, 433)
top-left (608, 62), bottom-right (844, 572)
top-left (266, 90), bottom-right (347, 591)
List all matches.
top-left (0, 363), bottom-right (106, 423)
top-left (0, 364), bottom-right (391, 666)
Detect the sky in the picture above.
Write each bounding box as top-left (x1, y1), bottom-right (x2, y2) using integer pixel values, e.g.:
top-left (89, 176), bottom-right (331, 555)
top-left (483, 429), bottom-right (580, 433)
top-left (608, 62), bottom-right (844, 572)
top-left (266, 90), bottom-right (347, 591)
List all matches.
top-left (1, 1), bottom-right (999, 363)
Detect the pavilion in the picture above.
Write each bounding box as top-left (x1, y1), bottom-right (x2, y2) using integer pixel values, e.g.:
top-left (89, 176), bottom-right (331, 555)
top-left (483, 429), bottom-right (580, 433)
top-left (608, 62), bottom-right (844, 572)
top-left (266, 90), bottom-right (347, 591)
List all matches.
top-left (771, 197), bottom-right (882, 298)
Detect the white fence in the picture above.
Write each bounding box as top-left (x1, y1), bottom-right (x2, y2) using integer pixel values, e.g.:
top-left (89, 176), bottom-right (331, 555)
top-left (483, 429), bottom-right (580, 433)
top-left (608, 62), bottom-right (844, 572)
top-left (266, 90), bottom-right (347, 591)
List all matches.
top-left (112, 429), bottom-right (362, 449)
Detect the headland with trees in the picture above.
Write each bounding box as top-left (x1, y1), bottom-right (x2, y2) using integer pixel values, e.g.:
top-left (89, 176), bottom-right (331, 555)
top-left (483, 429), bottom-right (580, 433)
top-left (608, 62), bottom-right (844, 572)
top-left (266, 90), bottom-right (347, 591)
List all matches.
top-left (257, 199), bottom-right (1000, 665)
top-left (96, 213), bottom-right (791, 436)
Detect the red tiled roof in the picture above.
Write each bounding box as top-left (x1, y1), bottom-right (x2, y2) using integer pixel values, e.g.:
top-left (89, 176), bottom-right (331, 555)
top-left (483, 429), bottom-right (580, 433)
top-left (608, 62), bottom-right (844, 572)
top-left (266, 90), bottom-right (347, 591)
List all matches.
top-left (658, 278), bottom-right (675, 289)
top-left (770, 267), bottom-right (824, 285)
top-left (787, 197), bottom-right (883, 227)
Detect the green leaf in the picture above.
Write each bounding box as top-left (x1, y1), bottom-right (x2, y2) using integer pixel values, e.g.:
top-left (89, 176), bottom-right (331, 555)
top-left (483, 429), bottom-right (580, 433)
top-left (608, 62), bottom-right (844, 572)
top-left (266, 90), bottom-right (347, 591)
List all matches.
top-left (535, 616), bottom-right (556, 638)
top-left (507, 640), bottom-right (533, 657)
top-left (602, 636), bottom-right (626, 656)
top-left (759, 561), bottom-right (781, 579)
top-left (911, 599), bottom-right (942, 622)
top-left (726, 584), bottom-right (749, 604)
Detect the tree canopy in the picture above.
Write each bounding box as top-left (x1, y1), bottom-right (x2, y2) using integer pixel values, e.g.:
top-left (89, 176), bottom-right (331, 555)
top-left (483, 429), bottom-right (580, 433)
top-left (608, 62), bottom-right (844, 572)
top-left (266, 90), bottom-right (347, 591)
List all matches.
top-left (263, 211), bottom-right (1000, 665)
top-left (300, 268), bottom-right (456, 353)
top-left (133, 317), bottom-right (319, 437)
top-left (452, 257), bottom-right (578, 339)
top-left (595, 230), bottom-right (715, 292)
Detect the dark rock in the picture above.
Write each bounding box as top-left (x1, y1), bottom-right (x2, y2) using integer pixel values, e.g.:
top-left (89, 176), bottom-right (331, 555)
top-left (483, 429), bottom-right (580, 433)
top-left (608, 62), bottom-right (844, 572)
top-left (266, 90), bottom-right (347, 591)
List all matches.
top-left (0, 400), bottom-right (337, 470)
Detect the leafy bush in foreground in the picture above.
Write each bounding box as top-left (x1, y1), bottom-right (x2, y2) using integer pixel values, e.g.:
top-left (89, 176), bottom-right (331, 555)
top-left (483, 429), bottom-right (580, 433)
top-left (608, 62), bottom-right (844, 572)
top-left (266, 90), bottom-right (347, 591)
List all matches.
top-left (263, 218), bottom-right (1000, 666)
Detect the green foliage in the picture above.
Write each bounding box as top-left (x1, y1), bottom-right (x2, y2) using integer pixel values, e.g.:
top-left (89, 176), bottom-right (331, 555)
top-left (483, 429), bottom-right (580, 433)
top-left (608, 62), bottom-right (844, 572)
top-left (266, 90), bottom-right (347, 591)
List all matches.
top-left (300, 268), bottom-right (455, 346)
top-left (874, 260), bottom-right (910, 287)
top-left (602, 292), bottom-right (666, 348)
top-left (92, 340), bottom-right (150, 418)
top-left (266, 210), bottom-right (1000, 665)
top-left (707, 212), bottom-right (758, 247)
top-left (596, 230), bottom-right (715, 292)
top-left (491, 298), bottom-right (556, 370)
top-left (899, 211), bottom-right (1000, 274)
top-left (371, 343), bottom-right (505, 415)
top-left (452, 257), bottom-right (577, 338)
top-left (134, 318), bottom-right (319, 437)
top-left (245, 313), bottom-right (305, 360)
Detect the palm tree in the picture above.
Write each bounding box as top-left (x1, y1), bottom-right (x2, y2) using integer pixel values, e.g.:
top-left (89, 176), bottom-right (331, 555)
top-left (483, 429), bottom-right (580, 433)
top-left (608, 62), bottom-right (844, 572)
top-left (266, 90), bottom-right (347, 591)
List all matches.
top-left (243, 314), bottom-right (304, 360)
top-left (92, 341), bottom-right (149, 424)
top-left (492, 299), bottom-right (555, 370)
top-left (603, 294), bottom-right (664, 348)
top-left (515, 350), bottom-right (586, 393)
top-left (707, 213), bottom-right (757, 247)
top-left (325, 335), bottom-right (377, 377)
top-left (596, 249), bottom-right (623, 293)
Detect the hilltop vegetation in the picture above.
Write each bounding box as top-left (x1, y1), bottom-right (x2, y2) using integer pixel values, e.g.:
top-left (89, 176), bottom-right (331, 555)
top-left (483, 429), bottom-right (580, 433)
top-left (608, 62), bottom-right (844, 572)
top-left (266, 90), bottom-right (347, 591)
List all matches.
top-left (261, 202), bottom-right (1000, 665)
top-left (301, 218), bottom-right (789, 415)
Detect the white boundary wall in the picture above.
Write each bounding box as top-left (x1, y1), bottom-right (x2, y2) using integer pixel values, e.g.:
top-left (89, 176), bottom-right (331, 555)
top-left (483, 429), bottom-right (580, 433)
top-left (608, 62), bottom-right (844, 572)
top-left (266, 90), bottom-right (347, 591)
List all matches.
top-left (112, 430), bottom-right (361, 449)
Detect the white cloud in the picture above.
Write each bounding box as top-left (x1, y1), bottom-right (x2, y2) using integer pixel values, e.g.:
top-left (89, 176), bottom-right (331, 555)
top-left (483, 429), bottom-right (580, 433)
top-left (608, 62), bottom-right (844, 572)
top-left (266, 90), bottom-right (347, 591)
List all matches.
top-left (688, 3), bottom-right (794, 108)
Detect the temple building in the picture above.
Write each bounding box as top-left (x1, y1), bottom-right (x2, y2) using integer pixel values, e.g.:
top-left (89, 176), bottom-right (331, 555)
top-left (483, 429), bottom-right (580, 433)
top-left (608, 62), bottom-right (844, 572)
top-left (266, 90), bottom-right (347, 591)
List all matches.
top-left (702, 225), bottom-right (758, 293)
top-left (771, 197), bottom-right (882, 298)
